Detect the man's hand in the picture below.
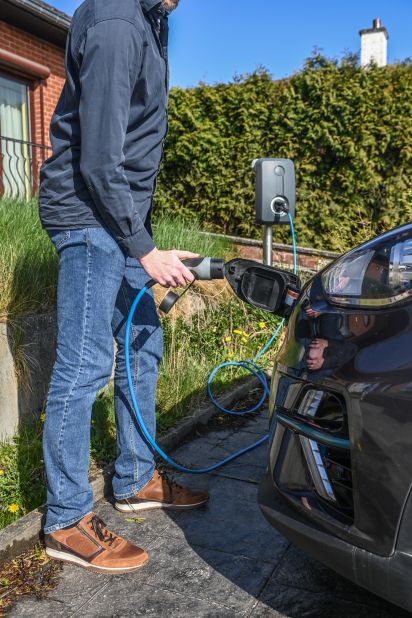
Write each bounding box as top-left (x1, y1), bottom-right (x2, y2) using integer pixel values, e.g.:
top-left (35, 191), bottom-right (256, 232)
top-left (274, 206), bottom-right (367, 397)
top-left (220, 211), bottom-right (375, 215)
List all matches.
top-left (305, 306), bottom-right (321, 319)
top-left (140, 248), bottom-right (200, 288)
top-left (306, 338), bottom-right (329, 371)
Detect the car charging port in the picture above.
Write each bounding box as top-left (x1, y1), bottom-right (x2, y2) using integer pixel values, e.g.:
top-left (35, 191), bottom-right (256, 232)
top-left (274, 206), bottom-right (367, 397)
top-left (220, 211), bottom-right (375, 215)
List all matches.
top-left (225, 259), bottom-right (301, 317)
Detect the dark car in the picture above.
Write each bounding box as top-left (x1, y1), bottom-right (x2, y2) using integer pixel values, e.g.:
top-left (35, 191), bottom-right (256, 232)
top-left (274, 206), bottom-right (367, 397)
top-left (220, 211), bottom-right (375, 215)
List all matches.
top-left (256, 222), bottom-right (412, 613)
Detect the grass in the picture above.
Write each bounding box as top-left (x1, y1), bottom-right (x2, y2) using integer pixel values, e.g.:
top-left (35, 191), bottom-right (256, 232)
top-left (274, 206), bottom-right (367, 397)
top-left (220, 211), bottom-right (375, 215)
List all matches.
top-left (0, 199), bottom-right (57, 320)
top-left (157, 296), bottom-right (278, 429)
top-left (0, 199), bottom-right (232, 321)
top-left (153, 213), bottom-right (232, 258)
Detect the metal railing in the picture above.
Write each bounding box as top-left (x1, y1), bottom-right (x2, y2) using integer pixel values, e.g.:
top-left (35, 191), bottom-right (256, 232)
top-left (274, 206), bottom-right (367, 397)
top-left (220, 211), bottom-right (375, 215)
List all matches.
top-left (0, 136), bottom-right (52, 201)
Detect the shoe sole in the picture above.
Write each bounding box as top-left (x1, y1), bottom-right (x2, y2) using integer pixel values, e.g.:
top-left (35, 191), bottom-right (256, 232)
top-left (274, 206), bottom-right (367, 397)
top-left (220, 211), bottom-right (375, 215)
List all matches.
top-left (45, 548), bottom-right (148, 574)
top-left (114, 499), bottom-right (208, 513)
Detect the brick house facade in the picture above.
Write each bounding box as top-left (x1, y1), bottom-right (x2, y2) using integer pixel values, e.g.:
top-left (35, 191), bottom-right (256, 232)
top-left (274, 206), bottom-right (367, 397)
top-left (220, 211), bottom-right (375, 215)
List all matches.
top-left (0, 0), bottom-right (69, 197)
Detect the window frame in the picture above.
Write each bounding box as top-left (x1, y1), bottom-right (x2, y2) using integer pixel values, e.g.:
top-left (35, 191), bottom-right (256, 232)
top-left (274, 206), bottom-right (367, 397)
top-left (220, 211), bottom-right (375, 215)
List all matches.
top-left (0, 68), bottom-right (38, 198)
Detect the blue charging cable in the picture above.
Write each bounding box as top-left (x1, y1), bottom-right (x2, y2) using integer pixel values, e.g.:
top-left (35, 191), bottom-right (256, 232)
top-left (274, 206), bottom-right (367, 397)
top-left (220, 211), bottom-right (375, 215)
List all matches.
top-left (125, 213), bottom-right (298, 474)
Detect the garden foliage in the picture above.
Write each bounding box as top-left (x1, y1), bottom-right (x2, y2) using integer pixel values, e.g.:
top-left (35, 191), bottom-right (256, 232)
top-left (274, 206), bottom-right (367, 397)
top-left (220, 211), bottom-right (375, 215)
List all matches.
top-left (156, 54), bottom-right (412, 252)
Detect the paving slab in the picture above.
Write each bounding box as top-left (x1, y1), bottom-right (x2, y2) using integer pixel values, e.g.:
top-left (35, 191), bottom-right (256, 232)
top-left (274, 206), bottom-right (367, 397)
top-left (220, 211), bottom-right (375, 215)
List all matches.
top-left (166, 477), bottom-right (288, 563)
top-left (248, 544), bottom-right (410, 618)
top-left (250, 581), bottom-right (408, 618)
top-left (211, 458), bottom-right (267, 484)
top-left (93, 499), bottom-right (179, 549)
top-left (76, 581), bottom-right (241, 618)
top-left (236, 413), bottom-right (270, 436)
top-left (127, 535), bottom-right (273, 614)
top-left (172, 473), bottom-right (264, 522)
top-left (8, 567), bottom-right (110, 617)
top-left (274, 545), bottom-right (387, 606)
top-left (165, 511), bottom-right (287, 564)
top-left (168, 436), bottom-right (225, 468)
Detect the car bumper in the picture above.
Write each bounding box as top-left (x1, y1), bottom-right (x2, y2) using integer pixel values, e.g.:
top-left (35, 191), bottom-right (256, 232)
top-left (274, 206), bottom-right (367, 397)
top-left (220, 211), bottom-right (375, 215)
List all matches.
top-left (258, 468), bottom-right (412, 614)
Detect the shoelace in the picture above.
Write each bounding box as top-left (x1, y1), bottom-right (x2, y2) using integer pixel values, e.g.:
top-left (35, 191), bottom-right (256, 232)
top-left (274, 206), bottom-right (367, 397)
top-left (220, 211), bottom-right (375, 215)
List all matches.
top-left (88, 515), bottom-right (117, 547)
top-left (158, 468), bottom-right (180, 498)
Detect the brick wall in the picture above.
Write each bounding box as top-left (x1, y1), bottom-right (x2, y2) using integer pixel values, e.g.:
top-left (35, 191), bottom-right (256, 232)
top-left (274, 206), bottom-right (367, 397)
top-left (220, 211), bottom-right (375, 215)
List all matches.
top-left (205, 232), bottom-right (339, 274)
top-left (0, 21), bottom-right (66, 146)
top-left (237, 244), bottom-right (335, 274)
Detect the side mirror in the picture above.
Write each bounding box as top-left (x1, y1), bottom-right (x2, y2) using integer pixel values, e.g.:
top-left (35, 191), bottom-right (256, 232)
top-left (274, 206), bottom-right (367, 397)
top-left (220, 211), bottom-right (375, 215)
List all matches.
top-left (224, 259), bottom-right (300, 317)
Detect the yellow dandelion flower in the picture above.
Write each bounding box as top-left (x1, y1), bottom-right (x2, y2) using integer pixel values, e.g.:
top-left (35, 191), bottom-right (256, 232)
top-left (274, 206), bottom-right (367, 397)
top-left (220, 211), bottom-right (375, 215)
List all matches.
top-left (8, 503), bottom-right (19, 514)
top-left (40, 413), bottom-right (46, 422)
top-left (227, 352), bottom-right (235, 359)
top-left (241, 338), bottom-right (249, 344)
top-left (259, 322), bottom-right (266, 329)
top-left (242, 331), bottom-right (249, 338)
top-left (0, 469), bottom-right (4, 476)
top-left (233, 329), bottom-right (243, 336)
top-left (225, 336), bottom-right (232, 343)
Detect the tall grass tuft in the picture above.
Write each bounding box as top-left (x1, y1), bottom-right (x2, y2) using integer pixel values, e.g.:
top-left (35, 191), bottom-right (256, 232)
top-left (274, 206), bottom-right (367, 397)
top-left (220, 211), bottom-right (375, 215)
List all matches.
top-left (0, 199), bottom-right (57, 320)
top-left (154, 214), bottom-right (232, 258)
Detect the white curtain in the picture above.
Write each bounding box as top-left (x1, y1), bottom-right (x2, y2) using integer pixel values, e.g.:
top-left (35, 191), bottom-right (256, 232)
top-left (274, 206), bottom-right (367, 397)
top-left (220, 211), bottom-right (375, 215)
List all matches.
top-left (0, 76), bottom-right (30, 199)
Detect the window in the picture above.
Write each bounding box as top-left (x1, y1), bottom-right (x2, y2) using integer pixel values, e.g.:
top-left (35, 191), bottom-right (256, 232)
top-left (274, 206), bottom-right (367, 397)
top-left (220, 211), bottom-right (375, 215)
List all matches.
top-left (0, 74), bottom-right (31, 198)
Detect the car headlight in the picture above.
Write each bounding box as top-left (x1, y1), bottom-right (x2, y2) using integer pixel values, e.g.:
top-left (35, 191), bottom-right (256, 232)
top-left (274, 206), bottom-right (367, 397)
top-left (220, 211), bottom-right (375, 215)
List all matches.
top-left (322, 225), bottom-right (412, 308)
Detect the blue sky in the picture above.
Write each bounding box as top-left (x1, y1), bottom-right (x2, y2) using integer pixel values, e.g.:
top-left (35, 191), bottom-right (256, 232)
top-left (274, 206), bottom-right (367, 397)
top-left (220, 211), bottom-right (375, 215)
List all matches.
top-left (51, 0), bottom-right (412, 88)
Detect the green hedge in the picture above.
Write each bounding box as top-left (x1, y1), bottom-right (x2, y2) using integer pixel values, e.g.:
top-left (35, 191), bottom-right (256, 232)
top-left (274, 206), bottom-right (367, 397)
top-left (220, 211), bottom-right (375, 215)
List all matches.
top-left (156, 55), bottom-right (412, 252)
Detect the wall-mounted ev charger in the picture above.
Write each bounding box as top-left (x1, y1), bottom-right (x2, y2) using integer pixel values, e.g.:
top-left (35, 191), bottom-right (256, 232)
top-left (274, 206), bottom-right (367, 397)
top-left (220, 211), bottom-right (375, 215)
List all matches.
top-left (252, 158), bottom-right (296, 267)
top-left (253, 158), bottom-right (296, 225)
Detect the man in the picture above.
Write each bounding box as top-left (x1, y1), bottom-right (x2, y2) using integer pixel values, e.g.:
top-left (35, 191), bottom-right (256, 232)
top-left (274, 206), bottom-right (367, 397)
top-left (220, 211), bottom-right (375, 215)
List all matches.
top-left (39, 0), bottom-right (208, 574)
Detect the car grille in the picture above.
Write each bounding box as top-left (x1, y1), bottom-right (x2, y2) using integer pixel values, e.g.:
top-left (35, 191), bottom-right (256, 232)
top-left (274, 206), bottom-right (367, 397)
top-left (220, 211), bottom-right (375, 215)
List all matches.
top-left (277, 388), bottom-right (354, 525)
top-left (317, 444), bottom-right (354, 524)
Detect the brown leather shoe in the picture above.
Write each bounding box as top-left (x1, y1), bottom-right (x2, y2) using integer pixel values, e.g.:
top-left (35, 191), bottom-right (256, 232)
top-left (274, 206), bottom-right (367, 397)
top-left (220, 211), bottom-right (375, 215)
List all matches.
top-left (44, 512), bottom-right (148, 574)
top-left (115, 470), bottom-right (209, 513)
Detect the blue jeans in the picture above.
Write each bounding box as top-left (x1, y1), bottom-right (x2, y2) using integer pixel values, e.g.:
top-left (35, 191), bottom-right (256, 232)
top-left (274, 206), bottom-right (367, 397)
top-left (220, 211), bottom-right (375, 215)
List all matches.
top-left (43, 227), bottom-right (163, 533)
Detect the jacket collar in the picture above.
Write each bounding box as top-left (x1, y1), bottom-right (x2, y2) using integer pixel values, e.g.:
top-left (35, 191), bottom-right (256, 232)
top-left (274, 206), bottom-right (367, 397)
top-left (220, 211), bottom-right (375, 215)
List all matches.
top-left (140, 0), bottom-right (162, 13)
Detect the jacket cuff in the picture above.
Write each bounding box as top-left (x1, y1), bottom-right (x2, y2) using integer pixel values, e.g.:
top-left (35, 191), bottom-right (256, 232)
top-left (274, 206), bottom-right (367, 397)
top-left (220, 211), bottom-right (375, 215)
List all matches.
top-left (118, 227), bottom-right (156, 259)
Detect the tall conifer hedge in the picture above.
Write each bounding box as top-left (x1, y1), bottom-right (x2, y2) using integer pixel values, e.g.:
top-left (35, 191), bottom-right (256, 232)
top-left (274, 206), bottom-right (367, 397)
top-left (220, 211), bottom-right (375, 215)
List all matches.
top-left (156, 55), bottom-right (412, 252)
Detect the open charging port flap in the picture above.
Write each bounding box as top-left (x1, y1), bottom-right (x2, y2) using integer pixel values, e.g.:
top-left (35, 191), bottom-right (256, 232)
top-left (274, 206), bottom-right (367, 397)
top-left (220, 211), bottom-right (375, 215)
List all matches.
top-left (241, 268), bottom-right (284, 313)
top-left (225, 259), bottom-right (300, 317)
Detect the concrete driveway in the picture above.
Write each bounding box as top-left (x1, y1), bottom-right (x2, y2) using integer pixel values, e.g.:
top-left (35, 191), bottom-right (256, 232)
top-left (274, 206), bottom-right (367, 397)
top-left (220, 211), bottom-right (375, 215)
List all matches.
top-left (9, 411), bottom-right (408, 617)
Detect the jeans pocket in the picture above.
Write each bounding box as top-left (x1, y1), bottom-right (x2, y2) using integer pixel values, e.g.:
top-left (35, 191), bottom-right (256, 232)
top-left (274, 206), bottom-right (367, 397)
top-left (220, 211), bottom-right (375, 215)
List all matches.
top-left (48, 230), bottom-right (71, 251)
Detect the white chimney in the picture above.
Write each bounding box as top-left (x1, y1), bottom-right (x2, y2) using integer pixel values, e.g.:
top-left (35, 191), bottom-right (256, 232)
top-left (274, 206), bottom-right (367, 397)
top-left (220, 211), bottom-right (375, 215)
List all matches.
top-left (360, 18), bottom-right (389, 67)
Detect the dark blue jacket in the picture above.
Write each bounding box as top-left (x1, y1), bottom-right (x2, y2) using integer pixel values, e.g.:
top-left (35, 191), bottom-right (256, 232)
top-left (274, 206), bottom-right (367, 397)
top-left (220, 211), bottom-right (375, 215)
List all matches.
top-left (39, 0), bottom-right (168, 258)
